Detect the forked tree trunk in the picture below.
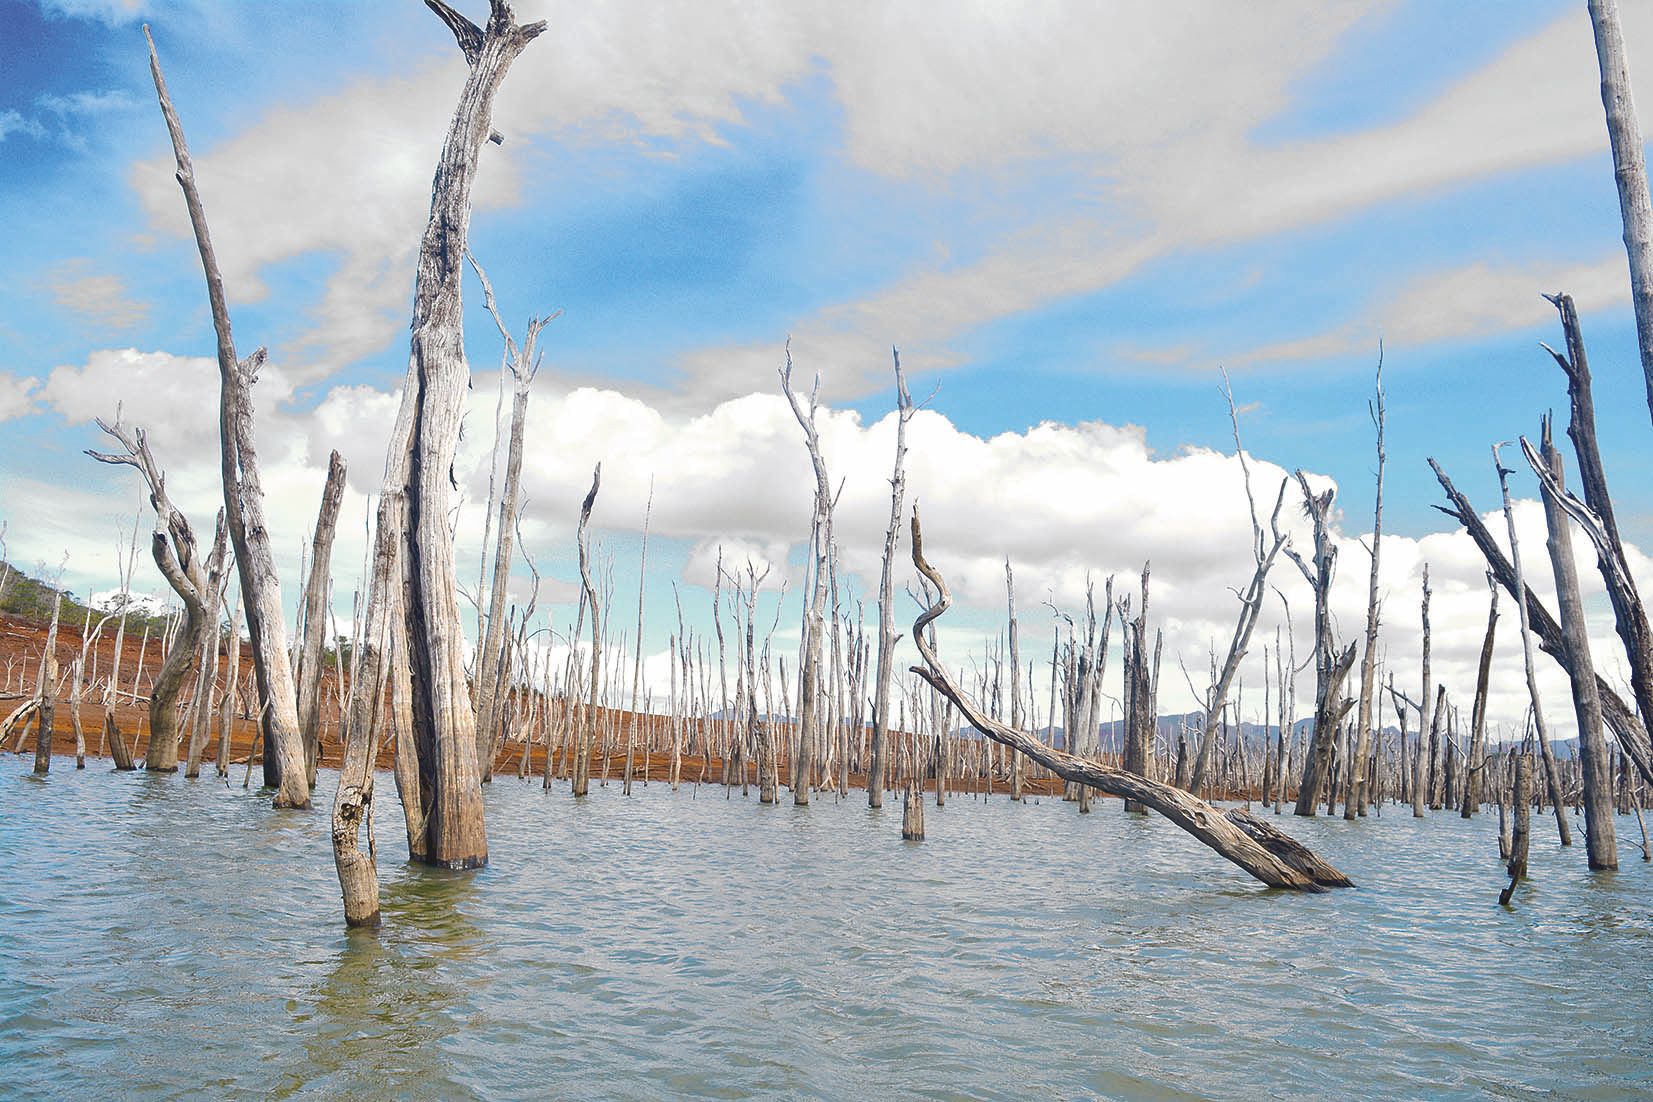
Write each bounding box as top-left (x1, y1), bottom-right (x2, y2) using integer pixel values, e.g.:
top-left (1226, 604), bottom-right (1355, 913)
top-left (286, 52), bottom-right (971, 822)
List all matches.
top-left (359, 1), bottom-right (545, 869)
top-left (145, 28), bottom-right (308, 809)
top-left (908, 508), bottom-right (1351, 892)
top-left (1349, 362), bottom-right (1386, 818)
top-left (571, 465), bottom-right (602, 799)
top-left (1290, 473), bottom-right (1351, 816)
top-left (780, 347), bottom-right (833, 807)
top-left (297, 451), bottom-right (347, 788)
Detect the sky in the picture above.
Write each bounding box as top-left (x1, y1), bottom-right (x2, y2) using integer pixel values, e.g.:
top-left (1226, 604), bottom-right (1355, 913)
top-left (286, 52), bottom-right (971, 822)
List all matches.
top-left (3, 0), bottom-right (1653, 741)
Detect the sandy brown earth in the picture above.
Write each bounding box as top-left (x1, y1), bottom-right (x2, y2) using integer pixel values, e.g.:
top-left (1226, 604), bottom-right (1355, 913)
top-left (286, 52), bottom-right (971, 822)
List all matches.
top-left (1, 610), bottom-right (1066, 796)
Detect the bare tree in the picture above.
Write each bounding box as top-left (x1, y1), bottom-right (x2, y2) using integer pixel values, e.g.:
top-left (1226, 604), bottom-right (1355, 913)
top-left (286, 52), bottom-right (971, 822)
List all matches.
top-left (1288, 472), bottom-right (1357, 815)
top-left (907, 507), bottom-right (1351, 891)
top-left (870, 350), bottom-right (916, 808)
top-left (780, 345), bottom-right (833, 806)
top-left (1348, 359), bottom-right (1386, 817)
top-left (144, 28), bottom-right (308, 808)
top-left (571, 464), bottom-right (602, 798)
top-left (87, 416), bottom-right (227, 774)
top-left (296, 451), bottom-right (346, 788)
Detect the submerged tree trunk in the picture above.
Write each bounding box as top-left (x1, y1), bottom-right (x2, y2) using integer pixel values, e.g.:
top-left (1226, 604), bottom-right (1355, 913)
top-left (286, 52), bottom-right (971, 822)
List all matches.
top-left (780, 347), bottom-right (833, 807)
top-left (908, 508), bottom-right (1351, 892)
top-left (869, 351), bottom-right (914, 810)
top-left (1349, 362), bottom-right (1386, 818)
top-left (1290, 473), bottom-right (1352, 816)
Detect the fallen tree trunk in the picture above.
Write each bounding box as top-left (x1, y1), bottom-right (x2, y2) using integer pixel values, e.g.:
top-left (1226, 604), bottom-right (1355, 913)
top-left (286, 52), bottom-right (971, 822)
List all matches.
top-left (907, 507), bottom-right (1351, 892)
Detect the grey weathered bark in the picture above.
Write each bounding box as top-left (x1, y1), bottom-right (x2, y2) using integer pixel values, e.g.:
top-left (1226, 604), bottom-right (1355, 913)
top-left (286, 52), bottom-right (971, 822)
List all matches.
top-left (623, 481), bottom-right (653, 797)
top-left (1500, 747), bottom-right (1532, 907)
top-left (1538, 294), bottom-right (1653, 784)
top-left (216, 595), bottom-right (242, 777)
top-left (908, 507), bottom-right (1351, 892)
top-left (901, 778), bottom-right (924, 840)
top-left (87, 416), bottom-right (227, 774)
top-left (1006, 559), bottom-right (1025, 800)
top-left (1430, 457), bottom-right (1653, 785)
top-left (1523, 426), bottom-right (1617, 868)
top-left (1413, 565), bottom-right (1432, 817)
top-left (359, 1), bottom-right (544, 868)
top-left (1462, 572), bottom-right (1497, 819)
top-left (1289, 472), bottom-right (1354, 816)
top-left (869, 350), bottom-right (914, 808)
top-left (1587, 0), bottom-right (1653, 427)
top-left (571, 464), bottom-right (602, 798)
top-left (1349, 360), bottom-right (1386, 818)
top-left (1122, 565), bottom-right (1153, 812)
top-left (469, 255), bottom-right (547, 781)
top-left (183, 568), bottom-right (226, 779)
top-left (331, 492), bottom-right (402, 927)
top-left (145, 27), bottom-right (308, 809)
top-left (780, 346), bottom-right (833, 806)
top-left (297, 451), bottom-right (347, 788)
top-left (1492, 443), bottom-right (1572, 846)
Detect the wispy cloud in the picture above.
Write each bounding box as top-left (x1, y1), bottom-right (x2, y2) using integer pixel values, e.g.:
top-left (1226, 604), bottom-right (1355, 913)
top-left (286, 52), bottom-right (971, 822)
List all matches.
top-left (41, 259), bottom-right (151, 334)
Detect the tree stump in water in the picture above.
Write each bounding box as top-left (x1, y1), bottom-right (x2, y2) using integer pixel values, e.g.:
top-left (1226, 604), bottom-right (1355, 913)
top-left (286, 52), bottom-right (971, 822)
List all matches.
top-left (902, 781), bottom-right (924, 840)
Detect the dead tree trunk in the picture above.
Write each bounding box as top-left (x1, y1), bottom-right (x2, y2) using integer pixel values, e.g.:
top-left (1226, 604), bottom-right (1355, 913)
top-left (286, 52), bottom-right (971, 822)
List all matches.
top-left (1349, 361), bottom-right (1386, 818)
top-left (1588, 0), bottom-right (1653, 427)
top-left (88, 417), bottom-right (227, 774)
top-left (1462, 571), bottom-right (1498, 819)
top-left (1429, 458), bottom-right (1653, 785)
top-left (32, 591), bottom-right (62, 775)
top-left (1122, 566), bottom-right (1153, 811)
top-left (297, 451), bottom-right (346, 788)
top-left (1006, 559), bottom-right (1025, 800)
top-left (358, 1), bottom-right (544, 867)
top-left (1290, 472), bottom-right (1354, 816)
top-left (571, 465), bottom-right (602, 798)
top-left (1500, 746), bottom-right (1532, 906)
top-left (869, 350), bottom-right (914, 809)
top-left (1524, 426), bottom-right (1617, 868)
top-left (780, 346), bottom-right (833, 807)
top-left (470, 259), bottom-right (546, 781)
top-left (145, 28), bottom-right (308, 808)
top-left (1493, 443), bottom-right (1572, 846)
top-left (908, 507), bottom-right (1351, 891)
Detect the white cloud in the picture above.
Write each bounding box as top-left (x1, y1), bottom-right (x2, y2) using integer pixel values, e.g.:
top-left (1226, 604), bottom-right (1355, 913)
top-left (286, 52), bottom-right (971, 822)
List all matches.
top-left (0, 373), bottom-right (41, 423)
top-left (42, 259), bottom-right (151, 334)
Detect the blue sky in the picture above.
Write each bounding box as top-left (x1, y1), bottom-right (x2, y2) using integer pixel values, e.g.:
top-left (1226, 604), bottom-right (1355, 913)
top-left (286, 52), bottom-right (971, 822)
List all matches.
top-left (3, 0), bottom-right (1652, 732)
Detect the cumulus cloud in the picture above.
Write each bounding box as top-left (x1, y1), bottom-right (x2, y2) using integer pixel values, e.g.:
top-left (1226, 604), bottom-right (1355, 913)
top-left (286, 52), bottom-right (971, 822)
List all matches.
top-left (0, 373), bottom-right (41, 423)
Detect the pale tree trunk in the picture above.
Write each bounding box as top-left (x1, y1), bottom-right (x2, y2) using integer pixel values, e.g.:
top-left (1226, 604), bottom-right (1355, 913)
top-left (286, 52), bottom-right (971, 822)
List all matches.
top-left (145, 28), bottom-right (308, 808)
top-left (571, 465), bottom-right (602, 798)
top-left (869, 351), bottom-right (914, 808)
top-left (297, 451), bottom-right (347, 788)
top-left (1414, 565), bottom-right (1432, 817)
top-left (360, 1), bottom-right (544, 867)
top-left (332, 492), bottom-right (402, 927)
top-left (908, 508), bottom-right (1351, 891)
top-left (1006, 559), bottom-right (1025, 800)
top-left (216, 595), bottom-right (243, 777)
top-left (1493, 443), bottom-right (1572, 846)
top-left (1588, 0), bottom-right (1653, 427)
top-left (469, 260), bottom-right (547, 781)
top-left (87, 417), bottom-right (227, 774)
top-left (780, 347), bottom-right (834, 807)
top-left (1500, 746), bottom-right (1532, 906)
top-left (184, 570), bottom-right (226, 779)
top-left (1122, 566), bottom-right (1153, 811)
top-left (624, 483), bottom-right (653, 796)
top-left (1349, 361), bottom-right (1386, 818)
top-left (1524, 425), bottom-right (1617, 868)
top-left (1290, 473), bottom-right (1352, 815)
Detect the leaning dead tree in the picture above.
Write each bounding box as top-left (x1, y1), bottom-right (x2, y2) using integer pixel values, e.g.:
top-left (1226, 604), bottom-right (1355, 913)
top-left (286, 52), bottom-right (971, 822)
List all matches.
top-left (346, 0), bottom-right (545, 874)
top-left (780, 345), bottom-right (833, 806)
top-left (908, 507), bottom-right (1351, 891)
top-left (296, 450), bottom-right (347, 788)
top-left (1188, 372), bottom-right (1289, 794)
top-left (1289, 472), bottom-right (1357, 815)
top-left (145, 28), bottom-right (308, 808)
top-left (869, 350), bottom-right (915, 809)
top-left (570, 464), bottom-right (602, 798)
top-left (87, 416), bottom-right (228, 773)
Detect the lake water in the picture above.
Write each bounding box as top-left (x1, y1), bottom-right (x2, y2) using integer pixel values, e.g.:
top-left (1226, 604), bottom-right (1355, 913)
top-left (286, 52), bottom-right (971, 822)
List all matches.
top-left (2, 760), bottom-right (1649, 1101)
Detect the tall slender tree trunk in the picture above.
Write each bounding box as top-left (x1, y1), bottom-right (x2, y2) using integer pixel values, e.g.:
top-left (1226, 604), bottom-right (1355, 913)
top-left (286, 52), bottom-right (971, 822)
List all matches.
top-left (868, 351), bottom-right (913, 809)
top-left (1349, 363), bottom-right (1385, 818)
top-left (298, 451), bottom-right (347, 788)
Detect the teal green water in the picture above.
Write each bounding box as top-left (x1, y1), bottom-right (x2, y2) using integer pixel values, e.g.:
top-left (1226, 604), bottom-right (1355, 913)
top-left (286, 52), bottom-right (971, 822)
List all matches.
top-left (2, 761), bottom-right (1649, 1101)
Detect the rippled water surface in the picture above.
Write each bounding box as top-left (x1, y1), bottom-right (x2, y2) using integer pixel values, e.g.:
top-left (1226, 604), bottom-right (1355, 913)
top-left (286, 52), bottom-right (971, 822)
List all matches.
top-left (3, 761), bottom-right (1649, 1101)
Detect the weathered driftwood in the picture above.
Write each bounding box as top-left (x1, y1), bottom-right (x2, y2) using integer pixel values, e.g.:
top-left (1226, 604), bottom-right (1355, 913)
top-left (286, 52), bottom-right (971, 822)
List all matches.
top-left (145, 27), bottom-right (308, 808)
top-left (297, 451), bottom-right (346, 788)
top-left (907, 508), bottom-right (1351, 892)
top-left (1223, 808), bottom-right (1354, 888)
top-left (1525, 426), bottom-right (1617, 868)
